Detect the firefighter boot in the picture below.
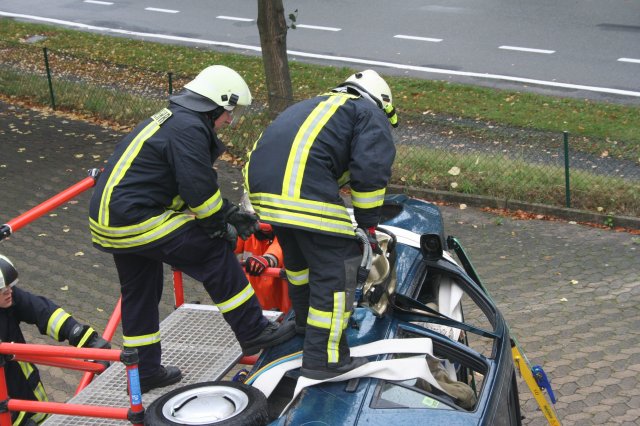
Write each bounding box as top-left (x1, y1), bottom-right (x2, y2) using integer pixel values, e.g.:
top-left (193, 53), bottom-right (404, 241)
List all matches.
top-left (300, 356), bottom-right (369, 380)
top-left (140, 365), bottom-right (183, 394)
top-left (240, 320), bottom-right (296, 356)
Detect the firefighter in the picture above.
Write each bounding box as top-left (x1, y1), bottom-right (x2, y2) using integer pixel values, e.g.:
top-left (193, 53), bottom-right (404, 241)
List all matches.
top-left (235, 193), bottom-right (291, 313)
top-left (244, 69), bottom-right (397, 379)
top-left (88, 65), bottom-right (296, 393)
top-left (0, 254), bottom-right (111, 425)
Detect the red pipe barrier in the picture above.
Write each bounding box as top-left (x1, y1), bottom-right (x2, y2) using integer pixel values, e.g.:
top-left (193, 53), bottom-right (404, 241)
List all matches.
top-left (0, 343), bottom-right (121, 362)
top-left (13, 355), bottom-right (105, 374)
top-left (7, 399), bottom-right (130, 421)
top-left (0, 366), bottom-right (12, 426)
top-left (1, 170), bottom-right (100, 240)
top-left (76, 297), bottom-right (122, 394)
top-left (172, 268), bottom-right (185, 308)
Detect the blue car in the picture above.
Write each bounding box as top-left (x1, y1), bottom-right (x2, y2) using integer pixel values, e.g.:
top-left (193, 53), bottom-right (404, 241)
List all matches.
top-left (145, 195), bottom-right (524, 425)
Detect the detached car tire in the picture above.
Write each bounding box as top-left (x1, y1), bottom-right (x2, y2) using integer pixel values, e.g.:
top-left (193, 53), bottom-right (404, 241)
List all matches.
top-left (144, 381), bottom-right (269, 426)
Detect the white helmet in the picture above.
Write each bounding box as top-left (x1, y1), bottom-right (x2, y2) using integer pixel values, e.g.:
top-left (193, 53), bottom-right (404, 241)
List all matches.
top-left (0, 254), bottom-right (18, 288)
top-left (340, 70), bottom-right (392, 109)
top-left (172, 65), bottom-right (252, 112)
top-left (337, 70), bottom-right (398, 127)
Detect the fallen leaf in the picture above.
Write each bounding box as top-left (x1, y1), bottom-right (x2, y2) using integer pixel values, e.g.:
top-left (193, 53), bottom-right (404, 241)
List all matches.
top-left (570, 279), bottom-right (579, 285)
top-left (97, 307), bottom-right (104, 312)
top-left (459, 204), bottom-right (467, 210)
top-left (75, 251), bottom-right (84, 256)
top-left (560, 297), bottom-right (568, 302)
top-left (448, 166), bottom-right (461, 176)
top-left (60, 285), bottom-right (69, 291)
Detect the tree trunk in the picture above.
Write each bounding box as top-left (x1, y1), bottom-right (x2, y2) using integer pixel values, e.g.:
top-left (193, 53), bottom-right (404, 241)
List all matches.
top-left (257, 0), bottom-right (294, 116)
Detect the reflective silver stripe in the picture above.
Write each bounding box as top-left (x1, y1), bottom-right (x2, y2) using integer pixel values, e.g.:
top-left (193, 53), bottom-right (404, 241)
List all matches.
top-left (258, 209), bottom-right (354, 235)
top-left (328, 292), bottom-right (346, 363)
top-left (251, 193), bottom-right (350, 219)
top-left (285, 268), bottom-right (309, 286)
top-left (46, 308), bottom-right (70, 340)
top-left (91, 214), bottom-right (194, 249)
top-left (285, 95), bottom-right (349, 198)
top-left (123, 331), bottom-right (161, 347)
top-left (307, 307), bottom-right (332, 329)
top-left (351, 188), bottom-right (386, 209)
top-left (190, 189), bottom-right (224, 219)
top-left (217, 283), bottom-right (255, 313)
top-left (90, 211), bottom-right (176, 237)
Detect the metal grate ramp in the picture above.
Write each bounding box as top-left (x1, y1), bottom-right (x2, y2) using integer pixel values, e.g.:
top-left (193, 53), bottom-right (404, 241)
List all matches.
top-left (43, 304), bottom-right (258, 425)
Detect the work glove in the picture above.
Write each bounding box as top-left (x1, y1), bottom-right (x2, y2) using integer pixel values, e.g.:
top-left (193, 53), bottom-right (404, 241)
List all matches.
top-left (364, 226), bottom-right (383, 255)
top-left (245, 254), bottom-right (277, 276)
top-left (209, 223), bottom-right (239, 247)
top-left (224, 204), bottom-right (260, 240)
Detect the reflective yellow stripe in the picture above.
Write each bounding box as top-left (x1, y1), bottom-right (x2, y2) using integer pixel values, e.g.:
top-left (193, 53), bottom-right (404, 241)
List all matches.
top-left (167, 195), bottom-right (185, 211)
top-left (328, 292), bottom-right (346, 363)
top-left (337, 171), bottom-right (351, 187)
top-left (46, 308), bottom-right (70, 341)
top-left (75, 327), bottom-right (96, 348)
top-left (285, 268), bottom-right (309, 286)
top-left (283, 94), bottom-right (352, 199)
top-left (258, 208), bottom-right (354, 236)
top-left (307, 307), bottom-right (332, 329)
top-left (99, 119), bottom-right (162, 226)
top-left (190, 189), bottom-right (223, 219)
top-left (351, 188), bottom-right (386, 209)
top-left (248, 193), bottom-right (355, 236)
top-left (123, 331), bottom-right (161, 347)
top-left (217, 283), bottom-right (255, 313)
top-left (90, 213), bottom-right (194, 249)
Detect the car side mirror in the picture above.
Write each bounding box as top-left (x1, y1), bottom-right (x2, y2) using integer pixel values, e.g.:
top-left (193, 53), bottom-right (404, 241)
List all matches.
top-left (420, 233), bottom-right (443, 261)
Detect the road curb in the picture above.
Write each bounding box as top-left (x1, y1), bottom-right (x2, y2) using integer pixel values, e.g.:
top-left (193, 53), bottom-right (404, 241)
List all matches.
top-left (388, 184), bottom-right (640, 230)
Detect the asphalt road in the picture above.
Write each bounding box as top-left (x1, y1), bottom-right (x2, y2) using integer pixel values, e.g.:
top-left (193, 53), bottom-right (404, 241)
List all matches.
top-left (1, 0), bottom-right (640, 103)
top-left (1, 100), bottom-right (639, 425)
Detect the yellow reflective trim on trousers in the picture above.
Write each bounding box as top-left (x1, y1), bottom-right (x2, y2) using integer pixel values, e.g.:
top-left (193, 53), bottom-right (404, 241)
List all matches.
top-left (257, 207), bottom-right (354, 236)
top-left (98, 119), bottom-right (161, 226)
top-left (46, 308), bottom-right (70, 341)
top-left (217, 283), bottom-right (255, 314)
top-left (285, 268), bottom-right (309, 286)
top-left (123, 331), bottom-right (161, 347)
top-left (283, 94), bottom-right (352, 199)
top-left (328, 292), bottom-right (346, 363)
top-left (190, 189), bottom-right (223, 219)
top-left (351, 188), bottom-right (386, 209)
top-left (307, 307), bottom-right (332, 329)
top-left (90, 214), bottom-right (194, 249)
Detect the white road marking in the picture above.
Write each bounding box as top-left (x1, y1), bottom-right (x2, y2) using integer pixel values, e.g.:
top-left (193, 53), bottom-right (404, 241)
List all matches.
top-left (83, 0), bottom-right (113, 5)
top-left (499, 45), bottom-right (555, 54)
top-left (618, 57), bottom-right (640, 64)
top-left (296, 24), bottom-right (340, 32)
top-left (217, 15), bottom-right (254, 22)
top-left (144, 7), bottom-right (179, 14)
top-left (394, 35), bottom-right (443, 43)
top-left (1, 11), bottom-right (637, 98)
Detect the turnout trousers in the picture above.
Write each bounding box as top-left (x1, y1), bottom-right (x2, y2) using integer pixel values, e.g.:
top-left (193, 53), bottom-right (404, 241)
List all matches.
top-left (112, 226), bottom-right (268, 378)
top-left (272, 226), bottom-right (361, 369)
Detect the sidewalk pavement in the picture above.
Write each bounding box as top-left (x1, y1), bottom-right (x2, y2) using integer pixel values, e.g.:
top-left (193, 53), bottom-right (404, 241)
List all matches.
top-left (1, 100), bottom-right (638, 425)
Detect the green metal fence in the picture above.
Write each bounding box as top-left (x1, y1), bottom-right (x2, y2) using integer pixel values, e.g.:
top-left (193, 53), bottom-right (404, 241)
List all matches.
top-left (1, 40), bottom-right (638, 218)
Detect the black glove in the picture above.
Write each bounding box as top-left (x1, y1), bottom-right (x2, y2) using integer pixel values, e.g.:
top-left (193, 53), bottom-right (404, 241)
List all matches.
top-left (365, 226), bottom-right (383, 255)
top-left (225, 204), bottom-right (260, 240)
top-left (209, 223), bottom-right (239, 247)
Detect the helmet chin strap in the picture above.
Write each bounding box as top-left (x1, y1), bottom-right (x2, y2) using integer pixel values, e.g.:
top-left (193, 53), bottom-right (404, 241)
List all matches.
top-left (334, 84), bottom-right (381, 108)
